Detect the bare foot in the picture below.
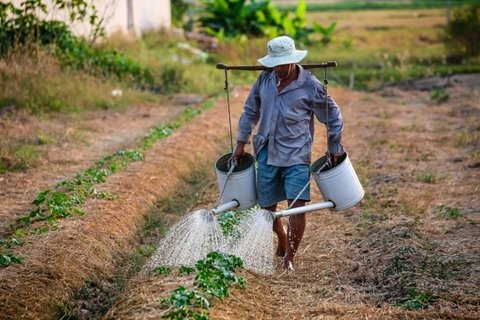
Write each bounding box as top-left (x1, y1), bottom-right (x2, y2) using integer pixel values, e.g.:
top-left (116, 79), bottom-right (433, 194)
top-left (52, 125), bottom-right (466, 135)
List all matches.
top-left (282, 255), bottom-right (295, 272)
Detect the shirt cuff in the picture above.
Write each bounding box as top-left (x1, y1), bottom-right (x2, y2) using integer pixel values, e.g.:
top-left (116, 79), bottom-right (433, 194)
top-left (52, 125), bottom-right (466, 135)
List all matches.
top-left (237, 132), bottom-right (250, 143)
top-left (328, 142), bottom-right (345, 154)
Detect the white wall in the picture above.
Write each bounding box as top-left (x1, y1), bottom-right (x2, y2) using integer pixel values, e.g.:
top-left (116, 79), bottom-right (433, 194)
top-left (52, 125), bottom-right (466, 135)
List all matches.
top-left (6, 0), bottom-right (171, 38)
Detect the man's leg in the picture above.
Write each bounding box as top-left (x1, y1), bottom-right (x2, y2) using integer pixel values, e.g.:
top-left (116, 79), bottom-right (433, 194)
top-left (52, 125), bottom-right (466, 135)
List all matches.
top-left (263, 204), bottom-right (287, 257)
top-left (284, 199), bottom-right (306, 268)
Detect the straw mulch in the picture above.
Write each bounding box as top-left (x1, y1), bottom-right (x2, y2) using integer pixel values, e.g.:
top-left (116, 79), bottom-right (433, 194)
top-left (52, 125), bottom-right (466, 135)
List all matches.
top-left (1, 80), bottom-right (478, 319)
top-left (104, 85), bottom-right (480, 319)
top-left (0, 89), bottom-right (246, 319)
top-left (0, 103), bottom-right (182, 231)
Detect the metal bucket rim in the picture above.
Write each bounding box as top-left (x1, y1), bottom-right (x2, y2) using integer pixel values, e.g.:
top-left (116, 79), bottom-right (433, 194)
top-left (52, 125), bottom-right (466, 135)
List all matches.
top-left (311, 152), bottom-right (349, 177)
top-left (215, 152), bottom-right (255, 174)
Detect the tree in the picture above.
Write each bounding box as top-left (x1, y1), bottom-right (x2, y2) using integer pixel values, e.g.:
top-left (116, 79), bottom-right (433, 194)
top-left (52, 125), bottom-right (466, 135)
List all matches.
top-left (444, 4), bottom-right (480, 59)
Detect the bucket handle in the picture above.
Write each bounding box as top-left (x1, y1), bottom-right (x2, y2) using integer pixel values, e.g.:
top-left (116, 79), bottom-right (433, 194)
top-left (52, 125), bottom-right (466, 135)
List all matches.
top-left (215, 159), bottom-right (237, 207)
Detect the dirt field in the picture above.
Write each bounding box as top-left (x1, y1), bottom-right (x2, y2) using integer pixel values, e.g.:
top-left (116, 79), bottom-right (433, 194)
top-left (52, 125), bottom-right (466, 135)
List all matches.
top-left (0, 75), bottom-right (479, 319)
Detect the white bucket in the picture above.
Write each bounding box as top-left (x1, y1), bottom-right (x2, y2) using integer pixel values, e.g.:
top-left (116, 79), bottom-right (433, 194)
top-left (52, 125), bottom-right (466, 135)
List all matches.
top-left (311, 153), bottom-right (364, 211)
top-left (215, 153), bottom-right (257, 210)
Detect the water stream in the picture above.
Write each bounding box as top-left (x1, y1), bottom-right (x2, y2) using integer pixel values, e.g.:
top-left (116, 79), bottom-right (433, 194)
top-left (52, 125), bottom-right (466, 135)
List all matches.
top-left (225, 209), bottom-right (275, 274)
top-left (144, 208), bottom-right (276, 275)
top-left (144, 209), bottom-right (224, 271)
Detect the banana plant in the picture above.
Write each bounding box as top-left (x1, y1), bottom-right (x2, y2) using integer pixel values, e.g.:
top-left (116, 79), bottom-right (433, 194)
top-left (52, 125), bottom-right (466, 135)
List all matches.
top-left (313, 21), bottom-right (337, 46)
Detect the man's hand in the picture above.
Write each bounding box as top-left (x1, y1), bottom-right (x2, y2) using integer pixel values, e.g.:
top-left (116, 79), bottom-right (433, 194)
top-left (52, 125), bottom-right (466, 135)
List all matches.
top-left (232, 141), bottom-right (246, 162)
top-left (331, 152), bottom-right (345, 167)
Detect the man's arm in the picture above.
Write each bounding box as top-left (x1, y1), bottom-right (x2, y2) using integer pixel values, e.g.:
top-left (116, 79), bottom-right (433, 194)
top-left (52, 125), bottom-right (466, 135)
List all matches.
top-left (232, 141), bottom-right (246, 161)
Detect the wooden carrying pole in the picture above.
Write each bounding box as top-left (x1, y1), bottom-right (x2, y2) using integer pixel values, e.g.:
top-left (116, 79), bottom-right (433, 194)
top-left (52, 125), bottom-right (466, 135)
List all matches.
top-left (216, 61), bottom-right (337, 71)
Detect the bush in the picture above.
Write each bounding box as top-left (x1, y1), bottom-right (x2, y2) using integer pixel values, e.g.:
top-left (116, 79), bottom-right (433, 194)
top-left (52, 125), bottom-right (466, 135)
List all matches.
top-left (198, 0), bottom-right (317, 44)
top-left (444, 4), bottom-right (480, 59)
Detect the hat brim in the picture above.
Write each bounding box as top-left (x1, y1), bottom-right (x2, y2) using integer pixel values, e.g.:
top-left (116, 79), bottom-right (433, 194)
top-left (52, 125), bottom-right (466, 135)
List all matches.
top-left (257, 50), bottom-right (308, 68)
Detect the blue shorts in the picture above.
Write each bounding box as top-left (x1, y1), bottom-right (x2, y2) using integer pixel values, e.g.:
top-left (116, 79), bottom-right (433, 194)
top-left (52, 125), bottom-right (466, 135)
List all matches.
top-left (256, 147), bottom-right (311, 208)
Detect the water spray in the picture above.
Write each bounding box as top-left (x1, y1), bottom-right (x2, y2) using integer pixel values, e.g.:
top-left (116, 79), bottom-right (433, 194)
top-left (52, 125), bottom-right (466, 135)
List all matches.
top-left (146, 60), bottom-right (365, 274)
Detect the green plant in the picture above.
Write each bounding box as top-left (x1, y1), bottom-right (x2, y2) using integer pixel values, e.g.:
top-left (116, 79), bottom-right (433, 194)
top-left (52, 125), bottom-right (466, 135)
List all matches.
top-left (161, 287), bottom-right (210, 319)
top-left (154, 266), bottom-right (172, 276)
top-left (444, 4), bottom-right (480, 59)
top-left (199, 0), bottom-right (315, 43)
top-left (312, 21), bottom-right (337, 46)
top-left (172, 0), bottom-right (192, 29)
top-left (194, 251), bottom-right (245, 299)
top-left (0, 1), bottom-right (164, 92)
top-left (0, 0), bottom-right (102, 55)
top-left (2, 101), bottom-right (211, 267)
top-left (0, 253), bottom-right (24, 267)
top-left (159, 64), bottom-right (188, 93)
top-left (437, 205), bottom-right (463, 219)
top-left (399, 288), bottom-right (434, 310)
top-left (12, 149), bottom-right (144, 229)
top-left (0, 238), bottom-right (22, 248)
top-left (160, 252), bottom-right (245, 319)
top-left (217, 208), bottom-right (253, 235)
top-left (179, 266), bottom-right (196, 275)
top-left (415, 169), bottom-right (440, 184)
top-left (13, 144), bottom-right (41, 170)
top-left (37, 133), bottom-right (55, 145)
top-left (430, 88), bottom-right (450, 103)
top-left (384, 246), bottom-right (415, 276)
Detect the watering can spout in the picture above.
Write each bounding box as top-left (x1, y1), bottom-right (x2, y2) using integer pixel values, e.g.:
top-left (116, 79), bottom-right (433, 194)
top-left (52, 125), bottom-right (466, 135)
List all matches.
top-left (272, 201), bottom-right (335, 219)
top-left (211, 199), bottom-right (239, 215)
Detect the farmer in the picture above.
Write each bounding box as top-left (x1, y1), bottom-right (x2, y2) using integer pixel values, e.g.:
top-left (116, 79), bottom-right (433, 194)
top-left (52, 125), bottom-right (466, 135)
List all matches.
top-left (232, 35), bottom-right (345, 271)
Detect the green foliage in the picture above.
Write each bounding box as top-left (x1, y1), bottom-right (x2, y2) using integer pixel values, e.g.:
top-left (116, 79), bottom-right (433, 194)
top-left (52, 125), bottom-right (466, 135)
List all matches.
top-left (161, 287), bottom-right (210, 319)
top-left (0, 0), bottom-right (102, 55)
top-left (140, 104), bottom-right (208, 151)
top-left (415, 169), bottom-right (440, 184)
top-left (154, 266), bottom-right (172, 276)
top-left (217, 208), bottom-right (253, 236)
top-left (199, 0), bottom-right (316, 43)
top-left (430, 88), bottom-right (450, 103)
top-left (0, 253), bottom-right (24, 267)
top-left (37, 133), bottom-right (56, 145)
top-left (444, 4), bottom-right (480, 59)
top-left (217, 211), bottom-right (239, 235)
top-left (160, 252), bottom-right (245, 320)
top-left (0, 1), bottom-right (170, 92)
top-left (0, 238), bottom-right (22, 249)
top-left (172, 0), bottom-right (192, 29)
top-left (12, 149), bottom-right (144, 230)
top-left (179, 265), bottom-right (196, 275)
top-left (280, 0), bottom-right (478, 12)
top-left (312, 22), bottom-right (337, 46)
top-left (399, 288), bottom-right (434, 310)
top-left (159, 65), bottom-right (188, 93)
top-left (437, 205), bottom-right (463, 219)
top-left (3, 101), bottom-right (209, 264)
top-left (194, 251), bottom-right (245, 299)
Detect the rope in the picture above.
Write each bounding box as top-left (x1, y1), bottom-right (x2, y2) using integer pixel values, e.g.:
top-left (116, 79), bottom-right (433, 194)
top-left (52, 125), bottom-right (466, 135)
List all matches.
top-left (215, 159), bottom-right (237, 207)
top-left (224, 69), bottom-right (234, 153)
top-left (323, 68), bottom-right (332, 168)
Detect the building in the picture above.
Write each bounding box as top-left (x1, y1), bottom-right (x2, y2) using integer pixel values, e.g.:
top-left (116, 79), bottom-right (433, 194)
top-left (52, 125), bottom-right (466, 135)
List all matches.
top-left (6, 0), bottom-right (171, 37)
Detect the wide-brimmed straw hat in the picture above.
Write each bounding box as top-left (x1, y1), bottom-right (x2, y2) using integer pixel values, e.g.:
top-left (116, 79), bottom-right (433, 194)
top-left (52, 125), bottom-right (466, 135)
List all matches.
top-left (257, 36), bottom-right (308, 68)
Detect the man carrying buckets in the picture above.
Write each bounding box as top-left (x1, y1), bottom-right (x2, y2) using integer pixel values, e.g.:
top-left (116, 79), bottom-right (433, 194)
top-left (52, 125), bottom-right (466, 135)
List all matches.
top-left (232, 35), bottom-right (346, 271)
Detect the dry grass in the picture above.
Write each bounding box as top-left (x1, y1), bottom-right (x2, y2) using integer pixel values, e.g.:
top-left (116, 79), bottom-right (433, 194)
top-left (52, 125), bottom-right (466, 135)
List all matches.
top-left (0, 71), bottom-right (479, 319)
top-left (103, 84), bottom-right (479, 319)
top-left (0, 90), bottom-right (245, 319)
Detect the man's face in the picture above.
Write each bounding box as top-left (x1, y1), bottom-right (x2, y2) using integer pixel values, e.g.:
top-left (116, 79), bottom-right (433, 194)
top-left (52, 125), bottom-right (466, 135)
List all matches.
top-left (274, 63), bottom-right (294, 79)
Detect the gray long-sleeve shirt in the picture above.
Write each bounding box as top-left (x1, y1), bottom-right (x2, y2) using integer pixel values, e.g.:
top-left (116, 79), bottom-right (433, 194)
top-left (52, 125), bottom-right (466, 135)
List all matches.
top-left (237, 65), bottom-right (344, 167)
